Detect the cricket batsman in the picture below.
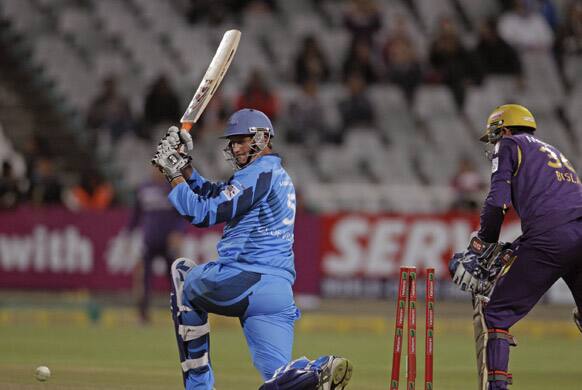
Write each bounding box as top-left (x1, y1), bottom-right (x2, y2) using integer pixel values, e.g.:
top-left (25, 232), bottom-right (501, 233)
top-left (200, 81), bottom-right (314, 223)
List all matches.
top-left (151, 108), bottom-right (352, 390)
top-left (448, 104), bottom-right (582, 389)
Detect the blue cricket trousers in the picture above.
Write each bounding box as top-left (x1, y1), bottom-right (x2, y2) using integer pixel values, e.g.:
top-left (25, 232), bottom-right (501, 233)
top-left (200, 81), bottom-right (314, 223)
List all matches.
top-left (181, 261), bottom-right (299, 390)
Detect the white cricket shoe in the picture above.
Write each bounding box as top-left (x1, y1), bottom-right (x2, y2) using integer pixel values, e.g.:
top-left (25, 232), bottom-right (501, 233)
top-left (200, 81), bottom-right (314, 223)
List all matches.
top-left (318, 356), bottom-right (353, 390)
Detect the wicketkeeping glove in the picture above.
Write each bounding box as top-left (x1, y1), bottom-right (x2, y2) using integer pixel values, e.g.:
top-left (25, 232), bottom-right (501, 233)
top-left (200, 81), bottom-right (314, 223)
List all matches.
top-left (151, 139), bottom-right (190, 182)
top-left (448, 236), bottom-right (504, 294)
top-left (162, 125), bottom-right (193, 153)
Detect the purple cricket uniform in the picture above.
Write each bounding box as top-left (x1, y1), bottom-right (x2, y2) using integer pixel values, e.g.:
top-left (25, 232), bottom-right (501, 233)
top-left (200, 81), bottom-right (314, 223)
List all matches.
top-left (129, 179), bottom-right (186, 320)
top-left (478, 133), bottom-right (582, 389)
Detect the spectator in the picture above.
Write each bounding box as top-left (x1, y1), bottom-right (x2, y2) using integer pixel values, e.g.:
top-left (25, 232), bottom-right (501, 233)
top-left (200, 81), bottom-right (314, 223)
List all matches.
top-left (450, 157), bottom-right (486, 211)
top-left (242, 0), bottom-right (277, 14)
top-left (22, 134), bottom-right (49, 187)
top-left (557, 0), bottom-right (582, 55)
top-left (538, 0), bottom-right (559, 32)
top-left (0, 161), bottom-right (22, 209)
top-left (554, 0), bottom-right (582, 88)
top-left (186, 0), bottom-right (230, 25)
top-left (498, 0), bottom-right (554, 52)
top-left (143, 74), bottom-right (181, 134)
top-left (428, 17), bottom-right (482, 109)
top-left (235, 68), bottom-right (280, 120)
top-left (29, 156), bottom-right (63, 206)
top-left (128, 166), bottom-right (186, 323)
top-left (337, 71), bottom-right (377, 141)
top-left (285, 78), bottom-right (330, 145)
top-left (382, 19), bottom-right (422, 104)
top-left (343, 0), bottom-right (382, 44)
top-left (86, 75), bottom-right (134, 142)
top-left (65, 169), bottom-right (114, 211)
top-left (342, 36), bottom-right (381, 84)
top-left (294, 35), bottom-right (331, 84)
top-left (475, 18), bottom-right (523, 78)
top-left (498, 0), bottom-right (564, 103)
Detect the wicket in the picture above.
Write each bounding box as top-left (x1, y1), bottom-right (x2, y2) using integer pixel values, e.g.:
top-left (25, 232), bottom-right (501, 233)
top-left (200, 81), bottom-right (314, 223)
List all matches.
top-left (390, 266), bottom-right (435, 390)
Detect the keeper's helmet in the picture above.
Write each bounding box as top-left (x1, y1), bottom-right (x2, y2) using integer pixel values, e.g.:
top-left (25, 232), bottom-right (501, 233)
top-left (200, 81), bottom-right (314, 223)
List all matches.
top-left (222, 108), bottom-right (274, 170)
top-left (480, 104), bottom-right (536, 144)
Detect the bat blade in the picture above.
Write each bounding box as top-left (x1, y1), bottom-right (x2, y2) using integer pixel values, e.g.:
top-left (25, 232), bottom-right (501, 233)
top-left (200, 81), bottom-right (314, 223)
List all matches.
top-left (180, 29), bottom-right (241, 130)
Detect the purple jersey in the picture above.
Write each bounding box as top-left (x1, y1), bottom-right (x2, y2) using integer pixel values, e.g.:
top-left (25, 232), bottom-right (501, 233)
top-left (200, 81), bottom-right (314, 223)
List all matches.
top-left (481, 133), bottom-right (582, 239)
top-left (129, 180), bottom-right (186, 248)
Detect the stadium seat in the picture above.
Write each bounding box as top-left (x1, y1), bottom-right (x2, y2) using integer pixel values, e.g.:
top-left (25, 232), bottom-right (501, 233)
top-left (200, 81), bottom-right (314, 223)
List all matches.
top-left (413, 86), bottom-right (457, 121)
top-left (456, 0), bottom-right (500, 26)
top-left (520, 51), bottom-right (565, 105)
top-left (57, 6), bottom-right (102, 51)
top-left (133, 0), bottom-right (184, 36)
top-left (0, 0), bottom-right (44, 34)
top-left (464, 84), bottom-right (502, 137)
top-left (564, 55), bottom-right (582, 87)
top-left (535, 113), bottom-right (577, 161)
top-left (318, 84), bottom-right (345, 131)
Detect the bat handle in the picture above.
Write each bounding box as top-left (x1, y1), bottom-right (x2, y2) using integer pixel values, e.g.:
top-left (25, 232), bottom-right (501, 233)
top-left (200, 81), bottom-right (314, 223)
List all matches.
top-left (181, 122), bottom-right (193, 132)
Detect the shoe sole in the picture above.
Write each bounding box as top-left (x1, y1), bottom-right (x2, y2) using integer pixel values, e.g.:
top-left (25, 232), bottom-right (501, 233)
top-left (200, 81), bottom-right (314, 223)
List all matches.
top-left (330, 358), bottom-right (353, 390)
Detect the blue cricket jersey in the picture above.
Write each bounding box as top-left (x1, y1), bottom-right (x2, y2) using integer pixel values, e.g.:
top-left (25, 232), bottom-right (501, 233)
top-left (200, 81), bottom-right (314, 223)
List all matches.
top-left (168, 154), bottom-right (297, 283)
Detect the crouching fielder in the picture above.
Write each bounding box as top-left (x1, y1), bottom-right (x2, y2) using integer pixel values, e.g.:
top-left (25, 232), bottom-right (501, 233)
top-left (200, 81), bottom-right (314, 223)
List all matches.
top-left (448, 104), bottom-right (582, 390)
top-left (152, 108), bottom-right (352, 390)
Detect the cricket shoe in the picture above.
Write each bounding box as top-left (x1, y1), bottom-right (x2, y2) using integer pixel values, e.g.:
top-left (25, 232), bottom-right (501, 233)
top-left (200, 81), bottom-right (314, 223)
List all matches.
top-left (171, 258), bottom-right (197, 312)
top-left (573, 307), bottom-right (582, 334)
top-left (316, 356), bottom-right (353, 390)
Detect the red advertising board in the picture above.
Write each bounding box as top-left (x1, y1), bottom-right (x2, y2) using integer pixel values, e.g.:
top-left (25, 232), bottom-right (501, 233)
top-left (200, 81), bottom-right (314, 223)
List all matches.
top-left (319, 212), bottom-right (520, 297)
top-left (0, 207), bottom-right (320, 293)
top-left (0, 207), bottom-right (521, 297)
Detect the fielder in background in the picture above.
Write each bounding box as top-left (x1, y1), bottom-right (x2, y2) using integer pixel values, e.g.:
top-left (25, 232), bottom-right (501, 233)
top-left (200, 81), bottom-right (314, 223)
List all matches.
top-left (127, 166), bottom-right (186, 323)
top-left (151, 108), bottom-right (352, 390)
top-left (448, 104), bottom-right (582, 390)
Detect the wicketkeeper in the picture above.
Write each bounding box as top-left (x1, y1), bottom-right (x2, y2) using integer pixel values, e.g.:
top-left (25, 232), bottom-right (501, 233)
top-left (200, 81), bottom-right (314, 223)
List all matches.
top-left (448, 104), bottom-right (582, 390)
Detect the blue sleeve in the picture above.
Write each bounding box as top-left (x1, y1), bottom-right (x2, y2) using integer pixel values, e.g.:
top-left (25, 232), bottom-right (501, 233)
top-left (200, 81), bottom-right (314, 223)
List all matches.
top-left (185, 170), bottom-right (228, 197)
top-left (169, 168), bottom-right (273, 227)
top-left (478, 138), bottom-right (518, 242)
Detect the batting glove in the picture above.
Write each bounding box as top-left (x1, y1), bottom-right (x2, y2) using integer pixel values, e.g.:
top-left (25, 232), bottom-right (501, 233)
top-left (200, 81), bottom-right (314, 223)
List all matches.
top-left (162, 125), bottom-right (194, 153)
top-left (151, 140), bottom-right (189, 182)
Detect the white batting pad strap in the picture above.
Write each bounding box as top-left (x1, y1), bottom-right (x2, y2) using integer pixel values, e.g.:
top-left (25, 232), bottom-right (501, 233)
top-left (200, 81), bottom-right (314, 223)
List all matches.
top-left (181, 353), bottom-right (209, 372)
top-left (179, 322), bottom-right (210, 341)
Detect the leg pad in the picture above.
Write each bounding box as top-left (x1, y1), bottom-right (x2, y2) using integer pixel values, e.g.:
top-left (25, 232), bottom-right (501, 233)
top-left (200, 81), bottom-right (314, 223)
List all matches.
top-left (170, 258), bottom-right (211, 385)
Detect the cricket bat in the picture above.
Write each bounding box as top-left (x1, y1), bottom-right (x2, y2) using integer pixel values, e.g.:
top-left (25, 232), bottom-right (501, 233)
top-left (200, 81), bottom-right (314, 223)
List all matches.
top-left (180, 29), bottom-right (241, 132)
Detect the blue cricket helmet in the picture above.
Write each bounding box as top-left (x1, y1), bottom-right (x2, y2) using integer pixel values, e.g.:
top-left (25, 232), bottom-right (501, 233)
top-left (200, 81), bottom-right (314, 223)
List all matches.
top-left (222, 108), bottom-right (275, 138)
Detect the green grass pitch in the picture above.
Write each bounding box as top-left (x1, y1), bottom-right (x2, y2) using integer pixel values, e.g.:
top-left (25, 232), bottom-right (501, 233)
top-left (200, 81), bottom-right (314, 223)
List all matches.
top-left (0, 302), bottom-right (580, 389)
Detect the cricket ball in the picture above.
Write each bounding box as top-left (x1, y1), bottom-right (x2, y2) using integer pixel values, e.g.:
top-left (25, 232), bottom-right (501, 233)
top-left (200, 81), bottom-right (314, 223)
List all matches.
top-left (35, 366), bottom-right (51, 381)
